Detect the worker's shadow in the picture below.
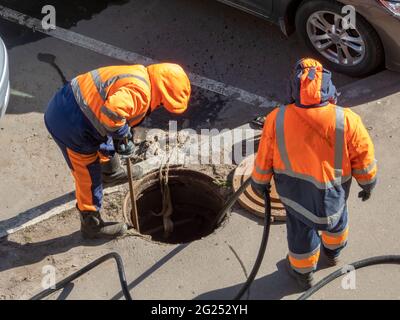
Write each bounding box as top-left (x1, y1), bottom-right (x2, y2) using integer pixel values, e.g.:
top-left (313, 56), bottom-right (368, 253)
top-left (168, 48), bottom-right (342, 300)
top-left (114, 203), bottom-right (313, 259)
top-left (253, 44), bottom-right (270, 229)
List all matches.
top-left (194, 259), bottom-right (303, 300)
top-left (0, 233), bottom-right (109, 274)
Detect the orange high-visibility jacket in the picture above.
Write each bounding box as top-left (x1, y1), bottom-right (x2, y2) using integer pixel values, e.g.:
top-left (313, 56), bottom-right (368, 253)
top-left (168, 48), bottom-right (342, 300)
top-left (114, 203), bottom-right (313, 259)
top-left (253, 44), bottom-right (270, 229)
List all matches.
top-left (252, 59), bottom-right (377, 229)
top-left (71, 63), bottom-right (191, 137)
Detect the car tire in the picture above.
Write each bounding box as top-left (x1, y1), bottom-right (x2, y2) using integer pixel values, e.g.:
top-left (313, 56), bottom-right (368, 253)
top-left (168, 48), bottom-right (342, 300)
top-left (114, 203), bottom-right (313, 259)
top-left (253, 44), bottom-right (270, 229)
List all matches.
top-left (295, 0), bottom-right (384, 77)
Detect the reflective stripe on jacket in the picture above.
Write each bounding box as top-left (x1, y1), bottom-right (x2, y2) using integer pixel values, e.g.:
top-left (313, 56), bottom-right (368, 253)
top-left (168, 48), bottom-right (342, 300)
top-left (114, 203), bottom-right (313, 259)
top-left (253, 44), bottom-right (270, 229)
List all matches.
top-left (252, 103), bottom-right (377, 229)
top-left (71, 65), bottom-right (151, 137)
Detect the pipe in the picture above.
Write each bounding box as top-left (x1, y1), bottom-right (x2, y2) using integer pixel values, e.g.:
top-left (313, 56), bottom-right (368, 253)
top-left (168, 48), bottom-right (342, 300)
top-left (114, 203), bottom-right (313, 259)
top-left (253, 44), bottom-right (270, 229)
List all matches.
top-left (30, 252), bottom-right (132, 300)
top-left (234, 190), bottom-right (272, 300)
top-left (125, 138), bottom-right (140, 233)
top-left (298, 255), bottom-right (400, 300)
top-left (212, 177), bottom-right (252, 229)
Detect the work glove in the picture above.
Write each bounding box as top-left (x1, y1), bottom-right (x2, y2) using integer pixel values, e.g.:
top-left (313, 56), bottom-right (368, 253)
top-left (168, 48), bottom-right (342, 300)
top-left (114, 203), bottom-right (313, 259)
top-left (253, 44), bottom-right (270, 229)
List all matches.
top-left (99, 137), bottom-right (116, 159)
top-left (358, 190), bottom-right (371, 202)
top-left (114, 131), bottom-right (135, 158)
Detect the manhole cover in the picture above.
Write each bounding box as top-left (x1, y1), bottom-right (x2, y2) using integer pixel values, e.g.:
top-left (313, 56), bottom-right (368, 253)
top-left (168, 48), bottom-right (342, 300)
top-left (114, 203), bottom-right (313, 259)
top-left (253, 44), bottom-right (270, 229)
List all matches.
top-left (123, 168), bottom-right (228, 244)
top-left (233, 154), bottom-right (286, 222)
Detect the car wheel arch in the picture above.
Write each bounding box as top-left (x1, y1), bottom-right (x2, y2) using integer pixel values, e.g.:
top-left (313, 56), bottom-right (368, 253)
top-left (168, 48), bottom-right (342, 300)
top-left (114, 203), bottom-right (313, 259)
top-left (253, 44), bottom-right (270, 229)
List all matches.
top-left (284, 0), bottom-right (382, 42)
top-left (293, 0), bottom-right (385, 76)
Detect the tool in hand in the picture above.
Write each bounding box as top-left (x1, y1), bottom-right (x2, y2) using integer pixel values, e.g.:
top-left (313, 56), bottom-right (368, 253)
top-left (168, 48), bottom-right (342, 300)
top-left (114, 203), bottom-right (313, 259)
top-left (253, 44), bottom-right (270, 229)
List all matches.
top-left (124, 137), bottom-right (140, 233)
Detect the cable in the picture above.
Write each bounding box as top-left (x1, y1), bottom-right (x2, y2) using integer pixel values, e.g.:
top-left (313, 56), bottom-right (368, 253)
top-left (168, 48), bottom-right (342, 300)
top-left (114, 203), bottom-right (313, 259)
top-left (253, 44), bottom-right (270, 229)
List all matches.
top-left (234, 191), bottom-right (272, 300)
top-left (298, 255), bottom-right (400, 300)
top-left (29, 181), bottom-right (400, 300)
top-left (212, 177), bottom-right (252, 229)
top-left (30, 252), bottom-right (132, 300)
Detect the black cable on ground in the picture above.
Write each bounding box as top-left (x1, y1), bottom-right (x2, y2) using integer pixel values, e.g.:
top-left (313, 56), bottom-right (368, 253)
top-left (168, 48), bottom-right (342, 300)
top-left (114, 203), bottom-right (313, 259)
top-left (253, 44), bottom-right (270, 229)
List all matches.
top-left (212, 177), bottom-right (252, 228)
top-left (30, 252), bottom-right (132, 300)
top-left (28, 179), bottom-right (400, 300)
top-left (298, 255), bottom-right (400, 300)
top-left (234, 191), bottom-right (272, 300)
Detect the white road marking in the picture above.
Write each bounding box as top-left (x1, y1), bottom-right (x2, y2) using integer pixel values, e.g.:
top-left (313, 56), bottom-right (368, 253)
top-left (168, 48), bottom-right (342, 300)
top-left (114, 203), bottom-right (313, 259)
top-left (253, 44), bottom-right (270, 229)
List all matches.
top-left (10, 88), bottom-right (34, 98)
top-left (0, 185), bottom-right (124, 238)
top-left (0, 5), bottom-right (278, 108)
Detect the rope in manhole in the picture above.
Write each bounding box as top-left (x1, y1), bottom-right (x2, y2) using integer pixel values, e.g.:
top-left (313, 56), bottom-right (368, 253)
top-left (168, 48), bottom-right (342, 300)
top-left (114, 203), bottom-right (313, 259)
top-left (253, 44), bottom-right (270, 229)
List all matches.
top-left (149, 150), bottom-right (174, 239)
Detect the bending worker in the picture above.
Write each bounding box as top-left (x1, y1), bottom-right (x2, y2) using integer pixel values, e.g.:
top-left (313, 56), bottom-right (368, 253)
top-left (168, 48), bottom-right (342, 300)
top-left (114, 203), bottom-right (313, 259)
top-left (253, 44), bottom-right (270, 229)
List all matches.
top-left (252, 58), bottom-right (377, 290)
top-left (45, 63), bottom-right (191, 239)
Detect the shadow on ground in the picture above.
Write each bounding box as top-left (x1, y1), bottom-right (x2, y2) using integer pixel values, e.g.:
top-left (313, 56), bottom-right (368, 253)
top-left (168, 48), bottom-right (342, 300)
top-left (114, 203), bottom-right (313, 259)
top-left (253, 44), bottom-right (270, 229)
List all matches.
top-left (339, 71), bottom-right (400, 108)
top-left (0, 0), bottom-right (129, 49)
top-left (195, 259), bottom-right (303, 300)
top-left (0, 231), bottom-right (108, 274)
top-left (110, 244), bottom-right (189, 300)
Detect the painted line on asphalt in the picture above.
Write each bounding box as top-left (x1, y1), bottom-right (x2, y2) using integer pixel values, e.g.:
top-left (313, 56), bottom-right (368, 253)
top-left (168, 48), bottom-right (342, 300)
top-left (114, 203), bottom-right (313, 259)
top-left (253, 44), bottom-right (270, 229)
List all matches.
top-left (0, 185), bottom-right (125, 239)
top-left (0, 5), bottom-right (278, 108)
top-left (10, 88), bottom-right (34, 98)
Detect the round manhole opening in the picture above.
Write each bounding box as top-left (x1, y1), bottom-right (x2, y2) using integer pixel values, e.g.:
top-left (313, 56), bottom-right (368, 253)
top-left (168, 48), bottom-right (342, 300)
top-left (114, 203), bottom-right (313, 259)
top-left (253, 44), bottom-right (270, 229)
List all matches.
top-left (123, 168), bottom-right (228, 244)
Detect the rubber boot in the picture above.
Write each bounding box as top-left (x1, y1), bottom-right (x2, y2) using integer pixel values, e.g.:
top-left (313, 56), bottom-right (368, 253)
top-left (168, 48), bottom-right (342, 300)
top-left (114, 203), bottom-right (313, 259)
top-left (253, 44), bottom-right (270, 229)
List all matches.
top-left (285, 256), bottom-right (315, 291)
top-left (80, 210), bottom-right (128, 239)
top-left (101, 154), bottom-right (143, 187)
top-left (322, 247), bottom-right (341, 267)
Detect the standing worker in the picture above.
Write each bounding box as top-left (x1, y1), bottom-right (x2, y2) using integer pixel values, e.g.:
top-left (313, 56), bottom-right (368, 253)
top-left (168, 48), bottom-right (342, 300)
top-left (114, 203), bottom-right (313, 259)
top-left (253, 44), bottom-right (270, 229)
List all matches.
top-left (45, 63), bottom-right (191, 239)
top-left (252, 58), bottom-right (377, 290)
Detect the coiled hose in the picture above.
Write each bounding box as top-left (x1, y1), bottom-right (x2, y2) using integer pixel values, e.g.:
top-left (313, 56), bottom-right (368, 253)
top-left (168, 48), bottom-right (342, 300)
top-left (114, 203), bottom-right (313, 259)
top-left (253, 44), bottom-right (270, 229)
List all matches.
top-left (30, 252), bottom-right (132, 300)
top-left (30, 178), bottom-right (400, 300)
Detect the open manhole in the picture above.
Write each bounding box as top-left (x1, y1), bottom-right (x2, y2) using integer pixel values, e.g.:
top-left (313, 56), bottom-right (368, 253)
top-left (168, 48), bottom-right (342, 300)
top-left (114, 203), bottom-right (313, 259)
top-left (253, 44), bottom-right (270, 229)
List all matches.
top-left (123, 168), bottom-right (228, 244)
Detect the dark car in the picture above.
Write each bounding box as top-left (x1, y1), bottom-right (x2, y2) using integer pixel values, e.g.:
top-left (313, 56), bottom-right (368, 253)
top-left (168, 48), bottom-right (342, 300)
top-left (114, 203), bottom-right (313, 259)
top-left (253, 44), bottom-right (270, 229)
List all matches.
top-left (217, 0), bottom-right (400, 76)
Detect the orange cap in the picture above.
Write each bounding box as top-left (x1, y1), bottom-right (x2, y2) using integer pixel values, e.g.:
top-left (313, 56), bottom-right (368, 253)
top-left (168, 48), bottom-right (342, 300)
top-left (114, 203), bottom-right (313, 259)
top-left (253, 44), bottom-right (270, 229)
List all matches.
top-left (147, 63), bottom-right (191, 114)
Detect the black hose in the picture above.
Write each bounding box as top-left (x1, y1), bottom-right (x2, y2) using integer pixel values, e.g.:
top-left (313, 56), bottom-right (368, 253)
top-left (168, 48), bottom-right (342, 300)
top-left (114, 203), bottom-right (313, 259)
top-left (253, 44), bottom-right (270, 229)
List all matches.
top-left (28, 181), bottom-right (400, 300)
top-left (213, 177), bottom-right (252, 228)
top-left (298, 255), bottom-right (400, 300)
top-left (30, 252), bottom-right (132, 300)
top-left (234, 191), bottom-right (272, 300)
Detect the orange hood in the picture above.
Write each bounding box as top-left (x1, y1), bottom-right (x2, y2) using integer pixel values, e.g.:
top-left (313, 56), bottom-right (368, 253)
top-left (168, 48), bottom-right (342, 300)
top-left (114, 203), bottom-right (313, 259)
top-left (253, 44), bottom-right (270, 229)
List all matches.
top-left (147, 63), bottom-right (191, 114)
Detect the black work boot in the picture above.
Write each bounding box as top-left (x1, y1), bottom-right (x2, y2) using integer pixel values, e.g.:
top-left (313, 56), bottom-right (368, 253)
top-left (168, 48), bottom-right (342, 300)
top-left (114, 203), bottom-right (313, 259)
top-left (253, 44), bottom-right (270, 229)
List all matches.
top-left (322, 247), bottom-right (341, 267)
top-left (285, 256), bottom-right (315, 291)
top-left (79, 210), bottom-right (128, 239)
top-left (101, 154), bottom-right (143, 187)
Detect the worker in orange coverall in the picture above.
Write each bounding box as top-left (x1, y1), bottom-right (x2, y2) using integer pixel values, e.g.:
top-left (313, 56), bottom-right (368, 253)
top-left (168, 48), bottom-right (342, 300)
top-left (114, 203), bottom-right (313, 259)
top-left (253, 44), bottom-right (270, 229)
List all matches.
top-left (45, 63), bottom-right (191, 239)
top-left (251, 58), bottom-right (377, 289)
